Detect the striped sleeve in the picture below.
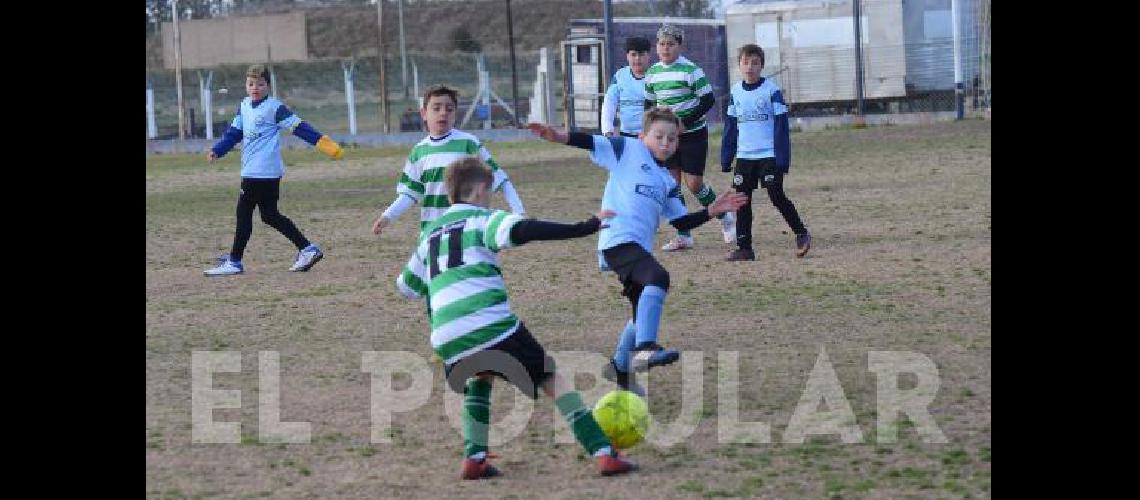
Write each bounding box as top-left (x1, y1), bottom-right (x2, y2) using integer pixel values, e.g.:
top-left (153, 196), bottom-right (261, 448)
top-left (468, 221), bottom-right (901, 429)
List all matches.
top-left (643, 73), bottom-right (657, 101)
top-left (479, 145), bottom-right (510, 192)
top-left (396, 245), bottom-right (429, 299)
top-left (396, 156), bottom-right (425, 202)
top-left (691, 67), bottom-right (713, 97)
top-left (482, 210), bottom-right (525, 252)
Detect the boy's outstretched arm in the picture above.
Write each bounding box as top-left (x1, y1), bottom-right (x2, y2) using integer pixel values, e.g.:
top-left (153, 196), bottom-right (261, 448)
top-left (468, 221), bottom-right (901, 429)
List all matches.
top-left (479, 145), bottom-right (526, 216)
top-left (499, 180), bottom-right (526, 216)
top-left (527, 123), bottom-right (569, 145)
top-left (373, 194), bottom-right (418, 235)
top-left (374, 157), bottom-right (424, 236)
top-left (529, 124), bottom-right (631, 173)
top-left (527, 123), bottom-right (595, 151)
top-left (292, 122), bottom-right (344, 160)
top-left (275, 105), bottom-right (344, 160)
top-left (207, 112), bottom-right (243, 162)
top-left (667, 191), bottom-right (748, 232)
top-left (509, 209), bottom-right (615, 245)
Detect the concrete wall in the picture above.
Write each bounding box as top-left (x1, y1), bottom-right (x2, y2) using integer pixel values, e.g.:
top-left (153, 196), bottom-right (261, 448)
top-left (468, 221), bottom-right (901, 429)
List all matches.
top-left (161, 12), bottom-right (309, 70)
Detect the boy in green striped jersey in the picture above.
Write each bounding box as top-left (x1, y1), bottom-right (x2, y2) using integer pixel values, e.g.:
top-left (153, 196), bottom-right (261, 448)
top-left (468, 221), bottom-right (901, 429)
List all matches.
top-left (643, 24), bottom-right (736, 251)
top-left (372, 85), bottom-right (526, 237)
top-left (396, 158), bottom-right (639, 480)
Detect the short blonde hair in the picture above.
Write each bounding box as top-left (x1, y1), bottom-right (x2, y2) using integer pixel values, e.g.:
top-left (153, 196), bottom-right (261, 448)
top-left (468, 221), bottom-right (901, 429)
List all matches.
top-left (445, 158), bottom-right (493, 203)
top-left (245, 64), bottom-right (270, 84)
top-left (641, 107), bottom-right (682, 133)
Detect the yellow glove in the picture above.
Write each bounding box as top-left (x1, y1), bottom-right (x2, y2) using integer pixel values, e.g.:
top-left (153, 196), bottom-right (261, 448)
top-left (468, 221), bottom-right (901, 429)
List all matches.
top-left (316, 135), bottom-right (344, 160)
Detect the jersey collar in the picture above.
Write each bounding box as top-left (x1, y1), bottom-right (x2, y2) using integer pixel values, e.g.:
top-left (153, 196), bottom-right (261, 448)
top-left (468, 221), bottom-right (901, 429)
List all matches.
top-left (743, 78), bottom-right (765, 91)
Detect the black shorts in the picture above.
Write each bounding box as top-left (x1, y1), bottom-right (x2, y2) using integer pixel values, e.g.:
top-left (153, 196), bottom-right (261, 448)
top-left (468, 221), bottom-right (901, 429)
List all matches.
top-left (666, 127), bottom-right (709, 176)
top-left (602, 242), bottom-right (670, 318)
top-left (732, 157), bottom-right (783, 192)
top-left (443, 323), bottom-right (555, 399)
top-left (239, 177), bottom-right (282, 204)
top-left (620, 131), bottom-right (639, 138)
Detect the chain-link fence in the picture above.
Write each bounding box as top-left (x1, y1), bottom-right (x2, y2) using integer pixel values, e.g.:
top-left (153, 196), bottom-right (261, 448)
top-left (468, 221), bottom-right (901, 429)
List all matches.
top-left (146, 50), bottom-right (550, 139)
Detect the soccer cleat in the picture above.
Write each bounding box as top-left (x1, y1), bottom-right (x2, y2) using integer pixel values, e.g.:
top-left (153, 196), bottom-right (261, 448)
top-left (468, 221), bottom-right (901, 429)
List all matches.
top-left (596, 450), bottom-right (639, 476)
top-left (725, 248), bottom-right (755, 261)
top-left (205, 258), bottom-right (244, 276)
top-left (603, 360), bottom-right (646, 397)
top-left (660, 235), bottom-right (694, 252)
top-left (460, 454), bottom-right (502, 480)
top-left (289, 245), bottom-right (324, 272)
top-left (720, 212), bottom-right (737, 243)
top-left (630, 342), bottom-right (680, 372)
top-left (795, 233), bottom-right (812, 258)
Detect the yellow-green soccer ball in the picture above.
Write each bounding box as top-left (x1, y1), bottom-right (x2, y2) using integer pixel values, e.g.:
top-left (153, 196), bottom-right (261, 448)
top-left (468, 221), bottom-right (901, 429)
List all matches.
top-left (592, 390), bottom-right (649, 449)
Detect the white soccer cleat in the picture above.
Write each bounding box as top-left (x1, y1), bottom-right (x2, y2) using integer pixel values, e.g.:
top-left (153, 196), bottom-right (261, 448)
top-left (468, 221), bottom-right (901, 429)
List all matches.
top-left (289, 245), bottom-right (324, 272)
top-left (721, 212), bottom-right (737, 243)
top-left (661, 235), bottom-right (694, 252)
top-left (205, 259), bottom-right (244, 276)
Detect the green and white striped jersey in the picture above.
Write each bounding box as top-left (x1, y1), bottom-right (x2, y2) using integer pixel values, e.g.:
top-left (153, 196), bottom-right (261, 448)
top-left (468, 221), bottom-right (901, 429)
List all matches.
top-left (396, 204), bottom-right (525, 365)
top-left (643, 56), bottom-right (713, 133)
top-left (396, 130), bottom-right (511, 231)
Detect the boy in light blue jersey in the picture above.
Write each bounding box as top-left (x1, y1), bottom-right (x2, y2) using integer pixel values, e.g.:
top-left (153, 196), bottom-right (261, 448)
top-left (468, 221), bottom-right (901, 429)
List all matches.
top-left (204, 64), bottom-right (345, 276)
top-left (721, 44), bottom-right (811, 261)
top-left (601, 37), bottom-right (651, 138)
top-left (528, 109), bottom-right (747, 393)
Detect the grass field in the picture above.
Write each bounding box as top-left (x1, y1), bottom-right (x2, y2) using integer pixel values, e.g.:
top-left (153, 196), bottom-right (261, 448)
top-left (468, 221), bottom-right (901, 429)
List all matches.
top-left (146, 121), bottom-right (991, 498)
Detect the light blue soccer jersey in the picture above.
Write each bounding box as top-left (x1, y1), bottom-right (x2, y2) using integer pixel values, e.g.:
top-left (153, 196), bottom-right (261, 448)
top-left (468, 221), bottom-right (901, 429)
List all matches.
top-left (231, 96), bottom-right (303, 178)
top-left (726, 79), bottom-right (788, 159)
top-left (589, 135), bottom-right (688, 269)
top-left (605, 66), bottom-right (648, 134)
